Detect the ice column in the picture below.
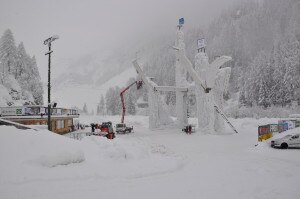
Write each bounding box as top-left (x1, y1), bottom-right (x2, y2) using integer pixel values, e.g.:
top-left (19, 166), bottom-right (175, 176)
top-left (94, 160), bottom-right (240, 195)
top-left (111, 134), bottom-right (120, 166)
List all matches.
top-left (148, 81), bottom-right (173, 130)
top-left (194, 52), bottom-right (232, 133)
top-left (175, 27), bottom-right (188, 128)
top-left (213, 67), bottom-right (231, 133)
top-left (194, 52), bottom-right (215, 133)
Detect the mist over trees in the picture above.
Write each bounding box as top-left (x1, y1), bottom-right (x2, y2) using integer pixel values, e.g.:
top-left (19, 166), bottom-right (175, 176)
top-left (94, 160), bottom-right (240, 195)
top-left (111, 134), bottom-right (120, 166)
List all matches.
top-left (96, 95), bottom-right (105, 115)
top-left (97, 0), bottom-right (299, 117)
top-left (207, 0), bottom-right (300, 108)
top-left (137, 0), bottom-right (300, 110)
top-left (0, 29), bottom-right (44, 106)
top-left (103, 78), bottom-right (141, 116)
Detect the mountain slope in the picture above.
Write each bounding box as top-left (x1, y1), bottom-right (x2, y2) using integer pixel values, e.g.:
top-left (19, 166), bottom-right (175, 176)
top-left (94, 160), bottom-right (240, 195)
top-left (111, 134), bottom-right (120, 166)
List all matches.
top-left (51, 67), bottom-right (137, 111)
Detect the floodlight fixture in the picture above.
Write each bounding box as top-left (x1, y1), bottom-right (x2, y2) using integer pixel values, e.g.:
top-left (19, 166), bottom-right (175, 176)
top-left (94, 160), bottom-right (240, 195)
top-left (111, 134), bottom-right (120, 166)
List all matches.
top-left (44, 35), bottom-right (59, 46)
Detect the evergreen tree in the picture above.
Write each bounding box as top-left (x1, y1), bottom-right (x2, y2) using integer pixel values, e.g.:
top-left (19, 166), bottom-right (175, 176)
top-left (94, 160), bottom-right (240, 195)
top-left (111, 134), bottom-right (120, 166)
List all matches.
top-left (0, 29), bottom-right (44, 105)
top-left (114, 86), bottom-right (122, 115)
top-left (105, 87), bottom-right (115, 115)
top-left (83, 103), bottom-right (88, 114)
top-left (0, 29), bottom-right (17, 82)
top-left (99, 94), bottom-right (105, 114)
top-left (15, 42), bottom-right (27, 80)
top-left (29, 56), bottom-right (44, 104)
top-left (96, 104), bottom-right (101, 115)
top-left (126, 92), bottom-right (136, 115)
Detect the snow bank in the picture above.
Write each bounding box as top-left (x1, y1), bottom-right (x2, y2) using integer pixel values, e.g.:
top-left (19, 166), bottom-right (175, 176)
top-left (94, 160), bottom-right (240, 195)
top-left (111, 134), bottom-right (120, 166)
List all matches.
top-left (81, 136), bottom-right (150, 160)
top-left (0, 120), bottom-right (183, 186)
top-left (79, 135), bottom-right (184, 179)
top-left (0, 126), bottom-right (85, 183)
top-left (1, 116), bottom-right (300, 199)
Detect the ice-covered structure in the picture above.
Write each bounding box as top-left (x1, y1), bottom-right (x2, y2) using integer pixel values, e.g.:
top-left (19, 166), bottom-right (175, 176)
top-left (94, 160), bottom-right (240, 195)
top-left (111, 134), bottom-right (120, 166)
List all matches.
top-left (132, 60), bottom-right (173, 130)
top-left (174, 25), bottom-right (234, 134)
top-left (175, 28), bottom-right (189, 129)
top-left (194, 52), bottom-right (232, 133)
top-left (131, 23), bottom-right (235, 133)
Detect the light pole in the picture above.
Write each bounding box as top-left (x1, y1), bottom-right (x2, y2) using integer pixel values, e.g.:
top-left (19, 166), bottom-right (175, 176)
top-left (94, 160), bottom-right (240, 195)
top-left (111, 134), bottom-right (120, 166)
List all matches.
top-left (44, 35), bottom-right (59, 131)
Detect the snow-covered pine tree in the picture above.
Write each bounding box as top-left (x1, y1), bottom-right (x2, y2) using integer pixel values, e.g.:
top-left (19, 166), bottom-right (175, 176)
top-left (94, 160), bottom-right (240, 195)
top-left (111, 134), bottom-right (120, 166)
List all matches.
top-left (256, 51), bottom-right (272, 108)
top-left (0, 29), bottom-right (17, 82)
top-left (83, 103), bottom-right (88, 114)
top-left (238, 87), bottom-right (247, 107)
top-left (0, 29), bottom-right (44, 105)
top-left (16, 42), bottom-right (27, 80)
top-left (114, 86), bottom-right (122, 115)
top-left (105, 87), bottom-right (115, 115)
top-left (99, 94), bottom-right (105, 115)
top-left (96, 104), bottom-right (100, 115)
top-left (29, 56), bottom-right (44, 105)
top-left (126, 92), bottom-right (136, 115)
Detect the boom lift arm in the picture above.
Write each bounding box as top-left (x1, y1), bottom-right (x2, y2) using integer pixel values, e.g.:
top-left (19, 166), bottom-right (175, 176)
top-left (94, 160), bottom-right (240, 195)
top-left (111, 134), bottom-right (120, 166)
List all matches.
top-left (120, 80), bottom-right (143, 123)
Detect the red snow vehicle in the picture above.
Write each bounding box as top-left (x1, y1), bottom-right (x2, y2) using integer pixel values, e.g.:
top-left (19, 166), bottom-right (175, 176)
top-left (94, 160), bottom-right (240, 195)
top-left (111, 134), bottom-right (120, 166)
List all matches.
top-left (182, 125), bottom-right (195, 134)
top-left (96, 121), bottom-right (115, 139)
top-left (99, 121), bottom-right (112, 133)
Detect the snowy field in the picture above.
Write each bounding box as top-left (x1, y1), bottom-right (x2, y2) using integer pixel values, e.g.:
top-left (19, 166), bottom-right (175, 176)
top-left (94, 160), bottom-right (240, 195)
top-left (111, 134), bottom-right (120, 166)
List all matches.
top-left (1, 116), bottom-right (300, 199)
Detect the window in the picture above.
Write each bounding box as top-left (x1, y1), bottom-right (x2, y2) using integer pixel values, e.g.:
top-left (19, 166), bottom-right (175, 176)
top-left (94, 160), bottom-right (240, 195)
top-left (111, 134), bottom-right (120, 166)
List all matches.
top-left (56, 109), bottom-right (62, 115)
top-left (117, 124), bottom-right (125, 128)
top-left (68, 119), bottom-right (72, 127)
top-left (56, 120), bottom-right (64, 129)
top-left (291, 135), bottom-right (299, 139)
top-left (25, 107), bottom-right (40, 115)
top-left (61, 109), bottom-right (68, 115)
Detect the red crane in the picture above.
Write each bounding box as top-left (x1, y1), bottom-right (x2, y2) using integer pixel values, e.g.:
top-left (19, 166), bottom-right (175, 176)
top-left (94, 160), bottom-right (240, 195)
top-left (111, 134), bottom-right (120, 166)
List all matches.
top-left (120, 80), bottom-right (143, 123)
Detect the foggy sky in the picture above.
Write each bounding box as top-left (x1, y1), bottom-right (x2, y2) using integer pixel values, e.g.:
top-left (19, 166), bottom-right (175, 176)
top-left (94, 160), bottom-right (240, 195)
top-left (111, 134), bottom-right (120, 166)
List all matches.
top-left (0, 0), bottom-right (238, 81)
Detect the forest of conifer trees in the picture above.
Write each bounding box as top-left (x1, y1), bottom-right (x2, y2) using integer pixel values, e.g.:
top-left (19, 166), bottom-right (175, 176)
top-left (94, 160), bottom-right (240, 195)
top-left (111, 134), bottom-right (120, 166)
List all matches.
top-left (140, 0), bottom-right (300, 110)
top-left (0, 29), bottom-right (44, 106)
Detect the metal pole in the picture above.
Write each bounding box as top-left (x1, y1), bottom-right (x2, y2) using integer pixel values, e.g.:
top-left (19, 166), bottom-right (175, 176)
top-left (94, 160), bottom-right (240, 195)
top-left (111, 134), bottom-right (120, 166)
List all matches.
top-left (47, 43), bottom-right (51, 131)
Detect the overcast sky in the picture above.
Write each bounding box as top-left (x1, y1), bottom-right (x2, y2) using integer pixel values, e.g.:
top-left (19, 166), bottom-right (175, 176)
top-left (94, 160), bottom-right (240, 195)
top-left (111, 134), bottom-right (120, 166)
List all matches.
top-left (0, 0), bottom-right (238, 80)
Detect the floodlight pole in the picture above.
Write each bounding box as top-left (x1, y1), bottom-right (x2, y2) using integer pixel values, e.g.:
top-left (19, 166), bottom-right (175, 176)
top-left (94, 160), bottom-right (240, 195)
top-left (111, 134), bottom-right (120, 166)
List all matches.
top-left (44, 35), bottom-right (59, 131)
top-left (47, 43), bottom-right (52, 131)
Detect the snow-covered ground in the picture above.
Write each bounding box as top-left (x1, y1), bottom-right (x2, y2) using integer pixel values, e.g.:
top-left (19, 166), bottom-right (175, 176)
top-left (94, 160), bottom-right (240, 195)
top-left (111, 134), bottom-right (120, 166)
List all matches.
top-left (1, 116), bottom-right (300, 199)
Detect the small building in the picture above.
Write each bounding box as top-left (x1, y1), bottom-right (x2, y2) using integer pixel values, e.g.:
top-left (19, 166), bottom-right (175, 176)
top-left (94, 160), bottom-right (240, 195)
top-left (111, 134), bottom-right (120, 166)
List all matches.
top-left (0, 106), bottom-right (79, 134)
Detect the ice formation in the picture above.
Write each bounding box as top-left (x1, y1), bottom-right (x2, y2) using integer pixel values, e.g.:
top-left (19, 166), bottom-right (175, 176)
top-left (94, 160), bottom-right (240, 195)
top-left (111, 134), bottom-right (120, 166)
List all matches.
top-left (174, 25), bottom-right (232, 134)
top-left (132, 60), bottom-right (173, 130)
top-left (147, 79), bottom-right (174, 130)
top-left (194, 52), bottom-right (232, 133)
top-left (175, 27), bottom-right (189, 129)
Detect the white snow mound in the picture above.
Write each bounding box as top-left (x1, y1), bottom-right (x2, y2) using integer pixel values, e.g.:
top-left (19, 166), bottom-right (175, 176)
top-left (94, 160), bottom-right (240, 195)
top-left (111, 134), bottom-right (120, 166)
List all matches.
top-left (0, 126), bottom-right (85, 169)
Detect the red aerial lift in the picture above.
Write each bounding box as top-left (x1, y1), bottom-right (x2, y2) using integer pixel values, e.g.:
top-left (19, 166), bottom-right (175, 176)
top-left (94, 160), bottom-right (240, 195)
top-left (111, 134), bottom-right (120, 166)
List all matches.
top-left (117, 80), bottom-right (142, 133)
top-left (120, 80), bottom-right (143, 123)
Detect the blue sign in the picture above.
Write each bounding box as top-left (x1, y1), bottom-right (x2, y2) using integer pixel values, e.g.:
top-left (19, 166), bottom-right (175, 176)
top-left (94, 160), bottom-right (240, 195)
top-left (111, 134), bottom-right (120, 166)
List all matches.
top-left (179, 18), bottom-right (184, 25)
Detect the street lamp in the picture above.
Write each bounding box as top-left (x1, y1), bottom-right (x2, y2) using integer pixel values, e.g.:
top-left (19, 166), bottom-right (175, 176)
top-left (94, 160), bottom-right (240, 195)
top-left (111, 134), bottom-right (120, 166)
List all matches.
top-left (44, 35), bottom-right (59, 131)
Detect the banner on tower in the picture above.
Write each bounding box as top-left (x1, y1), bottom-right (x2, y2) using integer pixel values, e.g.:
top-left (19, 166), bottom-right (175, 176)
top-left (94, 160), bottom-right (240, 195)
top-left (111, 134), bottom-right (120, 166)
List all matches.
top-left (179, 18), bottom-right (184, 25)
top-left (197, 38), bottom-right (206, 49)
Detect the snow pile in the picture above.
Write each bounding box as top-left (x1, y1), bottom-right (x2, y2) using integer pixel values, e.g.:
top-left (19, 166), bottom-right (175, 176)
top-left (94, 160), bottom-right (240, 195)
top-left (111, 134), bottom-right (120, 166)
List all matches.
top-left (1, 116), bottom-right (300, 199)
top-left (80, 135), bottom-right (183, 179)
top-left (81, 136), bottom-right (150, 160)
top-left (0, 126), bottom-right (85, 183)
top-left (0, 122), bottom-right (183, 185)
